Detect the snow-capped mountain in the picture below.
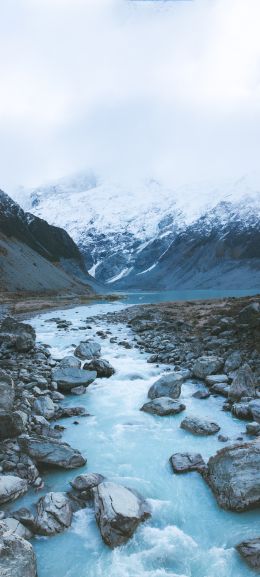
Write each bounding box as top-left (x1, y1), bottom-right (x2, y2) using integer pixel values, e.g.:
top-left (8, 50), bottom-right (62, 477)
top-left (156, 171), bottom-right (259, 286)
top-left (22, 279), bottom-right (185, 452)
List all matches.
top-left (17, 172), bottom-right (260, 289)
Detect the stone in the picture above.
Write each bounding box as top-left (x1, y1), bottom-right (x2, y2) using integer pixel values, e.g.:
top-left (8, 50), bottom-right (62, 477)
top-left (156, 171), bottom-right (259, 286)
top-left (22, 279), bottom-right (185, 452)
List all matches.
top-left (52, 367), bottom-right (96, 392)
top-left (33, 396), bottom-right (56, 420)
top-left (224, 351), bottom-right (242, 373)
top-left (70, 472), bottom-right (105, 492)
top-left (58, 356), bottom-right (81, 369)
top-left (0, 475), bottom-right (28, 505)
top-left (206, 439), bottom-right (260, 511)
top-left (0, 317), bottom-right (36, 352)
top-left (74, 340), bottom-right (101, 360)
top-left (231, 401), bottom-right (251, 420)
top-left (0, 524), bottom-right (37, 577)
top-left (228, 364), bottom-right (256, 401)
top-left (180, 416), bottom-right (220, 435)
top-left (238, 302), bottom-right (260, 326)
top-left (93, 481), bottom-right (151, 548)
top-left (34, 492), bottom-right (73, 536)
top-left (205, 374), bottom-right (228, 386)
top-left (140, 397), bottom-right (186, 416)
top-left (1, 518), bottom-right (32, 540)
top-left (249, 399), bottom-right (260, 423)
top-left (192, 356), bottom-right (224, 379)
top-left (18, 435), bottom-right (86, 469)
top-left (0, 370), bottom-right (15, 412)
top-left (83, 358), bottom-right (115, 378)
top-left (71, 385), bottom-right (86, 395)
top-left (147, 372), bottom-right (184, 400)
top-left (211, 383), bottom-right (230, 397)
top-left (169, 452), bottom-right (206, 473)
top-left (246, 422), bottom-right (260, 435)
top-left (192, 390), bottom-right (210, 399)
top-left (236, 537), bottom-right (260, 570)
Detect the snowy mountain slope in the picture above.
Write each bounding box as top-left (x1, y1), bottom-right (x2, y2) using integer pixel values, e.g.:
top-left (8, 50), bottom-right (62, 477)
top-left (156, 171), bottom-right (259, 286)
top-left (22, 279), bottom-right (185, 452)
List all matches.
top-left (18, 172), bottom-right (260, 289)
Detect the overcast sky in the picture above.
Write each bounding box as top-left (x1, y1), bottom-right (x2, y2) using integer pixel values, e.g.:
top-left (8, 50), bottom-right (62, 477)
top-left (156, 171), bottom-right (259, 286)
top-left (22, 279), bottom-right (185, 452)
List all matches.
top-left (0, 0), bottom-right (260, 193)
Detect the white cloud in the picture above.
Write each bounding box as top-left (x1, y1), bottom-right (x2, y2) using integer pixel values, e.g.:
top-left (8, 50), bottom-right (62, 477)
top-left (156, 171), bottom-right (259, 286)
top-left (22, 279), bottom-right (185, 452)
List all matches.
top-left (0, 0), bottom-right (260, 192)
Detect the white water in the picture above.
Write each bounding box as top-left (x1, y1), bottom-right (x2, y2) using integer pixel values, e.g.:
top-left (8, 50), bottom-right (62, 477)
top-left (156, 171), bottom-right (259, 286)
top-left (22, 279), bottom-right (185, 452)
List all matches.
top-left (16, 300), bottom-right (259, 577)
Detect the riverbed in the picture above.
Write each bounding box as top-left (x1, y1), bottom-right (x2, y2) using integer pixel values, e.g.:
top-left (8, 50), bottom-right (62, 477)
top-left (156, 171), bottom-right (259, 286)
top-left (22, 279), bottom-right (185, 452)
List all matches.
top-left (15, 294), bottom-right (259, 577)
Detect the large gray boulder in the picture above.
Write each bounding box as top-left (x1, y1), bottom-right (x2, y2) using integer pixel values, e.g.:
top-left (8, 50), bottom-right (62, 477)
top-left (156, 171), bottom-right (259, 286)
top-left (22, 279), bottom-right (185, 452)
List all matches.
top-left (206, 440), bottom-right (260, 511)
top-left (0, 317), bottom-right (36, 352)
top-left (1, 518), bottom-right (32, 540)
top-left (224, 351), bottom-right (242, 373)
top-left (18, 434), bottom-right (86, 469)
top-left (0, 475), bottom-right (28, 505)
top-left (141, 397), bottom-right (186, 416)
top-left (52, 367), bottom-right (96, 392)
top-left (0, 523), bottom-right (37, 577)
top-left (58, 356), bottom-right (81, 369)
top-left (83, 358), bottom-right (115, 378)
top-left (205, 374), bottom-right (228, 386)
top-left (148, 372), bottom-right (184, 400)
top-left (70, 472), bottom-right (105, 492)
top-left (93, 481), bottom-right (151, 547)
top-left (228, 364), bottom-right (256, 401)
top-left (180, 416), bottom-right (220, 435)
top-left (74, 340), bottom-right (101, 360)
top-left (33, 396), bottom-right (56, 420)
top-left (34, 492), bottom-right (73, 536)
top-left (193, 356), bottom-right (224, 379)
top-left (236, 537), bottom-right (260, 570)
top-left (170, 452), bottom-right (206, 474)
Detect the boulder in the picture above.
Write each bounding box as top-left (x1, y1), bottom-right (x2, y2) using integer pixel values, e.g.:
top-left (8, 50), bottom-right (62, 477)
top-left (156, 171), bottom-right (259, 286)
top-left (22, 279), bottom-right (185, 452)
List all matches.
top-left (192, 390), bottom-right (210, 399)
top-left (74, 340), bottom-right (101, 360)
top-left (0, 475), bottom-right (28, 505)
top-left (0, 317), bottom-right (35, 352)
top-left (52, 367), bottom-right (96, 392)
top-left (148, 372), bottom-right (184, 400)
top-left (211, 383), bottom-right (230, 397)
top-left (33, 396), bottom-right (56, 420)
top-left (238, 302), bottom-right (260, 326)
top-left (224, 351), bottom-right (242, 373)
top-left (236, 537), bottom-right (260, 570)
top-left (18, 434), bottom-right (86, 469)
top-left (228, 364), bottom-right (256, 401)
top-left (193, 356), bottom-right (224, 379)
top-left (140, 397), bottom-right (186, 416)
top-left (93, 481), bottom-right (151, 547)
top-left (170, 452), bottom-right (206, 473)
top-left (206, 440), bottom-right (260, 511)
top-left (34, 492), bottom-right (73, 536)
top-left (249, 399), bottom-right (260, 423)
top-left (231, 401), bottom-right (251, 420)
top-left (246, 422), bottom-right (260, 435)
top-left (180, 416), bottom-right (220, 435)
top-left (83, 358), bottom-right (115, 378)
top-left (58, 356), bottom-right (81, 369)
top-left (70, 472), bottom-right (105, 492)
top-left (205, 374), bottom-right (228, 386)
top-left (0, 524), bottom-right (37, 577)
top-left (0, 412), bottom-right (21, 441)
top-left (1, 518), bottom-right (32, 540)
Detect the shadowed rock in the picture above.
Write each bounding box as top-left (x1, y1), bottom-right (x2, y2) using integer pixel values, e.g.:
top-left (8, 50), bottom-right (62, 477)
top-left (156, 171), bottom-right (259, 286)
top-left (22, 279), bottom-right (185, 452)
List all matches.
top-left (170, 452), bottom-right (206, 473)
top-left (236, 537), bottom-right (260, 570)
top-left (83, 358), bottom-right (115, 378)
top-left (0, 522), bottom-right (37, 577)
top-left (74, 340), bottom-right (101, 360)
top-left (148, 372), bottom-right (184, 400)
top-left (180, 416), bottom-right (220, 435)
top-left (193, 356), bottom-right (224, 379)
top-left (18, 434), bottom-right (86, 469)
top-left (141, 397), bottom-right (186, 416)
top-left (228, 364), bottom-right (256, 401)
top-left (52, 367), bottom-right (96, 392)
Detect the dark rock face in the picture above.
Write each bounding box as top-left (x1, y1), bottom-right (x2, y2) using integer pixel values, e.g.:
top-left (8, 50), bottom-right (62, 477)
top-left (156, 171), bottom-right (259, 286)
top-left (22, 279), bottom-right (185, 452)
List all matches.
top-left (206, 440), bottom-right (260, 511)
top-left (141, 397), bottom-right (186, 416)
top-left (228, 364), bottom-right (256, 401)
top-left (0, 523), bottom-right (37, 577)
top-left (18, 435), bottom-right (86, 469)
top-left (52, 367), bottom-right (96, 391)
top-left (0, 318), bottom-right (36, 352)
top-left (34, 492), bottom-right (73, 536)
top-left (0, 475), bottom-right (28, 505)
top-left (180, 416), bottom-right (220, 436)
top-left (93, 481), bottom-right (151, 548)
top-left (83, 358), bottom-right (115, 378)
top-left (74, 340), bottom-right (101, 360)
top-left (148, 373), bottom-right (184, 400)
top-left (236, 537), bottom-right (260, 570)
top-left (170, 452), bottom-right (206, 474)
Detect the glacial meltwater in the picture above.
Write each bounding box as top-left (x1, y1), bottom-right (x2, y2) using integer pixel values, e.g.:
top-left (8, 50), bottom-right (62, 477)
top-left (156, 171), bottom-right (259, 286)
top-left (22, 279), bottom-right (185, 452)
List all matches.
top-left (15, 292), bottom-right (260, 577)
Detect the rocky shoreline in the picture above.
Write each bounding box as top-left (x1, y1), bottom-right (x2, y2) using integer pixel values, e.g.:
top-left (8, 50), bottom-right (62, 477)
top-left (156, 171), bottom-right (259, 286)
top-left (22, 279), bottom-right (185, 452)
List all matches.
top-left (0, 294), bottom-right (259, 575)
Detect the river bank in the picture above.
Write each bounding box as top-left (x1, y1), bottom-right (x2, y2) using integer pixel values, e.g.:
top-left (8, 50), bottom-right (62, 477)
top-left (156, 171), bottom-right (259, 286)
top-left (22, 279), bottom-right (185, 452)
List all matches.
top-left (0, 294), bottom-right (259, 577)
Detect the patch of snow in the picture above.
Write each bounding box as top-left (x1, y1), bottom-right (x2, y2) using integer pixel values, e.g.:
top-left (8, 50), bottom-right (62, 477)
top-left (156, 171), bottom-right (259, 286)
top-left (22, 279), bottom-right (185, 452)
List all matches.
top-left (107, 267), bottom-right (133, 283)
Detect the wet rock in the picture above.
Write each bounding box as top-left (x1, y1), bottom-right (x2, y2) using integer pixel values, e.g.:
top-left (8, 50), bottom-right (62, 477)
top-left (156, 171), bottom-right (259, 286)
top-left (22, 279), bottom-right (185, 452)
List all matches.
top-left (0, 317), bottom-right (36, 352)
top-left (71, 385), bottom-right (86, 395)
top-left (33, 396), bottom-right (56, 420)
top-left (206, 439), bottom-right (260, 511)
top-left (70, 472), bottom-right (105, 492)
top-left (192, 356), bottom-right (224, 380)
top-left (180, 416), bottom-right (220, 435)
top-left (228, 364), bottom-right (256, 401)
top-left (1, 518), bottom-right (32, 540)
top-left (224, 351), bottom-right (242, 373)
top-left (18, 434), bottom-right (86, 469)
top-left (148, 372), bottom-right (184, 400)
top-left (83, 358), bottom-right (115, 378)
top-left (34, 492), bottom-right (73, 536)
top-left (0, 523), bottom-right (37, 577)
top-left (192, 390), bottom-right (210, 399)
top-left (93, 481), bottom-right (151, 548)
top-left (54, 406), bottom-right (88, 419)
top-left (0, 475), bottom-right (28, 504)
top-left (205, 374), bottom-right (228, 386)
top-left (236, 537), bottom-right (260, 570)
top-left (170, 452), bottom-right (206, 473)
top-left (52, 367), bottom-right (96, 392)
top-left (140, 397), bottom-right (186, 416)
top-left (246, 422), bottom-right (260, 435)
top-left (118, 340), bottom-right (133, 349)
top-left (211, 383), bottom-right (230, 397)
top-left (218, 434), bottom-right (229, 442)
top-left (74, 340), bottom-right (101, 360)
top-left (58, 356), bottom-right (81, 369)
